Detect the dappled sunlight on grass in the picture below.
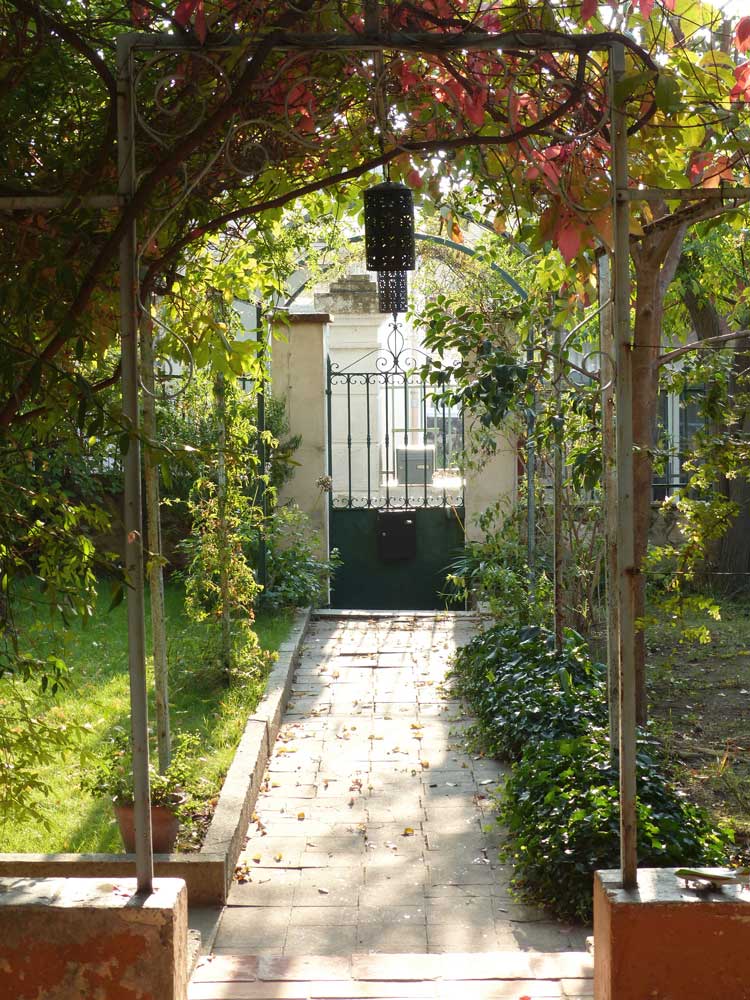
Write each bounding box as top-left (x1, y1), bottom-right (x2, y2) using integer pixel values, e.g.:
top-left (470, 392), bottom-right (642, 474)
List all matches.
top-left (0, 579), bottom-right (293, 853)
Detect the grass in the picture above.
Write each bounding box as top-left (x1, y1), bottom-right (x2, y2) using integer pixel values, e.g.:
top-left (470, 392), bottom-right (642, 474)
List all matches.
top-left (648, 597), bottom-right (750, 858)
top-left (0, 579), bottom-right (294, 854)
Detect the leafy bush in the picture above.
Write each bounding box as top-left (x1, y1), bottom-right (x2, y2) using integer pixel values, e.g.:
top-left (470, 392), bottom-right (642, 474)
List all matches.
top-left (499, 731), bottom-right (731, 922)
top-left (260, 504), bottom-right (340, 611)
top-left (443, 500), bottom-right (551, 623)
top-left (452, 623), bottom-right (606, 760)
top-left (452, 622), bottom-right (732, 922)
top-left (0, 676), bottom-right (87, 830)
top-left (81, 728), bottom-right (204, 810)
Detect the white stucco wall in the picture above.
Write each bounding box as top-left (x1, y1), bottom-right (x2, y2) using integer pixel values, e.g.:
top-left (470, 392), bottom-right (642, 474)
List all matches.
top-left (271, 314), bottom-right (330, 562)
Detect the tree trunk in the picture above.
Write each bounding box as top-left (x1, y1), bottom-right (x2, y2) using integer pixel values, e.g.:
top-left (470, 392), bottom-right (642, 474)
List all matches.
top-left (598, 251), bottom-right (619, 758)
top-left (141, 313), bottom-right (171, 772)
top-left (630, 223), bottom-right (687, 725)
top-left (215, 372), bottom-right (232, 678)
top-left (553, 325), bottom-right (564, 652)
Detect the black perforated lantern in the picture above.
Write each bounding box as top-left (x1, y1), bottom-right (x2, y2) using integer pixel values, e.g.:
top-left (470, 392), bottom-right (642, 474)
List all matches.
top-left (364, 182), bottom-right (416, 271)
top-left (377, 270), bottom-right (408, 314)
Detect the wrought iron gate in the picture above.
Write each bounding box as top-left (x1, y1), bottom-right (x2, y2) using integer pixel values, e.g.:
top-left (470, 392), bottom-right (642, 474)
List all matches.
top-left (326, 321), bottom-right (465, 610)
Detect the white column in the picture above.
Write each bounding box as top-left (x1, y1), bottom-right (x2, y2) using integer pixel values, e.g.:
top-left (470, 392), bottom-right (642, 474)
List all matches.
top-left (271, 315), bottom-right (330, 561)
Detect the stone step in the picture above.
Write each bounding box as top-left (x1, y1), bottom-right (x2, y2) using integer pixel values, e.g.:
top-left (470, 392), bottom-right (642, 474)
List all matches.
top-left (190, 952), bottom-right (594, 999)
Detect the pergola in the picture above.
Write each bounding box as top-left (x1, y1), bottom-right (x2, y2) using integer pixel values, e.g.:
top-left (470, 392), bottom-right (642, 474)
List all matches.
top-left (5, 10), bottom-right (749, 898)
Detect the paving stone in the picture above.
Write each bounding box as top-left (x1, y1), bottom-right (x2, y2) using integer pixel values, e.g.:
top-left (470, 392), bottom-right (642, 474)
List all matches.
top-left (256, 955), bottom-right (352, 981)
top-left (510, 922), bottom-right (578, 952)
top-left (426, 924), bottom-right (500, 953)
top-left (427, 862), bottom-right (499, 886)
top-left (564, 925), bottom-right (593, 951)
top-left (366, 807), bottom-right (426, 825)
top-left (355, 922), bottom-right (428, 953)
top-left (436, 980), bottom-right (563, 999)
top-left (214, 907), bottom-right (290, 952)
top-left (198, 614), bottom-right (593, 991)
top-left (228, 873), bottom-right (300, 907)
top-left (288, 905), bottom-right (358, 927)
top-left (423, 883), bottom-right (493, 899)
top-left (425, 897), bottom-right (494, 926)
top-left (283, 924), bottom-right (357, 956)
top-left (358, 882), bottom-right (427, 909)
top-left (293, 871), bottom-right (361, 907)
top-left (560, 980), bottom-right (594, 998)
top-left (357, 905), bottom-right (426, 925)
top-left (492, 899), bottom-right (548, 923)
top-left (350, 953), bottom-right (444, 980)
top-left (192, 955), bottom-right (260, 983)
top-left (301, 834), bottom-right (366, 854)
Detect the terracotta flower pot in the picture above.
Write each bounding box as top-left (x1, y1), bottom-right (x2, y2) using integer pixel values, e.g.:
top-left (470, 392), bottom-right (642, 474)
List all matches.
top-left (114, 802), bottom-right (180, 854)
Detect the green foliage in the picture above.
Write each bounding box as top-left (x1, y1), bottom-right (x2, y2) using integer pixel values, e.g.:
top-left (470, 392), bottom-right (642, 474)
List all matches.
top-left (500, 732), bottom-right (731, 922)
top-left (418, 295), bottom-right (527, 430)
top-left (0, 676), bottom-right (87, 830)
top-left (444, 500), bottom-right (551, 624)
top-left (1, 472), bottom-right (114, 685)
top-left (264, 394), bottom-right (303, 492)
top-left (0, 580), bottom-right (290, 852)
top-left (452, 623), bottom-right (606, 761)
top-left (80, 727), bottom-right (203, 810)
top-left (183, 475), bottom-right (262, 623)
top-left (453, 623), bottom-right (732, 922)
top-left (259, 504), bottom-right (340, 611)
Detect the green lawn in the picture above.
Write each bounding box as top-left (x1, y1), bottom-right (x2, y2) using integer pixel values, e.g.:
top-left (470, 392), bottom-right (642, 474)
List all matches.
top-left (0, 580), bottom-right (294, 854)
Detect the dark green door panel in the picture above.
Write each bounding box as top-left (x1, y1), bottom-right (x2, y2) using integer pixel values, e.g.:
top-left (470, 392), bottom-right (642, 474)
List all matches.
top-left (330, 506), bottom-right (464, 610)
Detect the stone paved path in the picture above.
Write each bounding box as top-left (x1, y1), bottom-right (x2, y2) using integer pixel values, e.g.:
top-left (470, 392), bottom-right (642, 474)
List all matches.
top-left (193, 613), bottom-right (592, 998)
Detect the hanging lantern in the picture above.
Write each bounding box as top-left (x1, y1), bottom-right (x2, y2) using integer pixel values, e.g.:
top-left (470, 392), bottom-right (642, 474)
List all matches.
top-left (377, 270), bottom-right (408, 314)
top-left (364, 181), bottom-right (416, 271)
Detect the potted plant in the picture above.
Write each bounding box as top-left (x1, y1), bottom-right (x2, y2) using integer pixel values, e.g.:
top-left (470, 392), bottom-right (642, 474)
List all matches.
top-left (82, 729), bottom-right (199, 853)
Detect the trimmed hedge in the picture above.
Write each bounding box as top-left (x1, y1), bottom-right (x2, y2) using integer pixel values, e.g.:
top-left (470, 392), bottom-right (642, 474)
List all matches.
top-left (452, 624), bottom-right (732, 922)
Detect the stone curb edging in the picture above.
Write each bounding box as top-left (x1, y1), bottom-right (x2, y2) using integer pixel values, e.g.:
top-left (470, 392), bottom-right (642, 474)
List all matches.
top-left (0, 607), bottom-right (312, 907)
top-left (200, 607), bottom-right (311, 895)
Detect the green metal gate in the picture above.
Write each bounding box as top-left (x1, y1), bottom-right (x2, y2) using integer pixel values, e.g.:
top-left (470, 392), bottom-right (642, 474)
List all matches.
top-left (327, 321), bottom-right (465, 610)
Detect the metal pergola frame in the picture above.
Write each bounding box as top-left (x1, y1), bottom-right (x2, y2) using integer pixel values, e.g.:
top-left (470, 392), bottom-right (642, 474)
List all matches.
top-left (4, 21), bottom-right (750, 898)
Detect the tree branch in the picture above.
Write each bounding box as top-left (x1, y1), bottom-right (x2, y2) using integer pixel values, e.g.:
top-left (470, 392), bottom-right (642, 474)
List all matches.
top-left (657, 329), bottom-right (750, 367)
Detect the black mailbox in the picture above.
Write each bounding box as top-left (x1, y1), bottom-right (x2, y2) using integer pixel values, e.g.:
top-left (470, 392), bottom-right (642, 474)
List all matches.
top-left (376, 510), bottom-right (417, 562)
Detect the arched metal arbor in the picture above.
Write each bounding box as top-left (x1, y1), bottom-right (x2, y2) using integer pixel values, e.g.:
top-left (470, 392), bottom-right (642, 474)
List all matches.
top-left (9, 19), bottom-right (747, 896)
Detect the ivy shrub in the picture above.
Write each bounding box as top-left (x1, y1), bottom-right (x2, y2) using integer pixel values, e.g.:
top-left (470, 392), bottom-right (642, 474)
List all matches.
top-left (452, 623), bottom-right (607, 760)
top-left (499, 731), bottom-right (730, 922)
top-left (453, 623), bottom-right (733, 922)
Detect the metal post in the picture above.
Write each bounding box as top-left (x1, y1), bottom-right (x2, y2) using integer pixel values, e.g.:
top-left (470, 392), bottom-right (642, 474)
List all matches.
top-left (256, 305), bottom-right (268, 591)
top-left (140, 305), bottom-right (171, 773)
top-left (117, 34), bottom-right (153, 894)
top-left (366, 375), bottom-right (373, 506)
top-left (553, 325), bottom-right (564, 652)
top-left (526, 338), bottom-right (536, 602)
top-left (403, 375), bottom-right (409, 509)
top-left (215, 372), bottom-right (231, 676)
top-left (611, 41), bottom-right (638, 890)
top-left (598, 251), bottom-right (620, 760)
